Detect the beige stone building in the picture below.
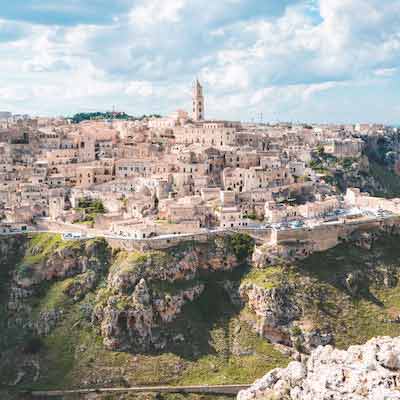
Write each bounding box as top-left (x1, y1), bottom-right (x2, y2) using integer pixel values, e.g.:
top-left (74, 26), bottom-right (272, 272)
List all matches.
top-left (193, 79), bottom-right (204, 121)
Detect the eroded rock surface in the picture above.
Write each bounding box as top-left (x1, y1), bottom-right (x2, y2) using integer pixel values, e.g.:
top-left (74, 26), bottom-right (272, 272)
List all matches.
top-left (238, 336), bottom-right (400, 400)
top-left (92, 237), bottom-right (250, 351)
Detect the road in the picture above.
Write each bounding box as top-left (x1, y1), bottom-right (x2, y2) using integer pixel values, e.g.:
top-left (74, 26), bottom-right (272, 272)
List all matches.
top-left (25, 384), bottom-right (251, 397)
top-left (0, 218), bottom-right (271, 242)
top-left (2, 209), bottom-right (396, 243)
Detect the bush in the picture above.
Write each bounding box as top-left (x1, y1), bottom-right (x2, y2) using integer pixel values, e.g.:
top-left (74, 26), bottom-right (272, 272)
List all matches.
top-left (246, 212), bottom-right (258, 221)
top-left (77, 198), bottom-right (105, 214)
top-left (229, 233), bottom-right (255, 261)
top-left (291, 326), bottom-right (302, 337)
top-left (75, 198), bottom-right (106, 223)
top-left (316, 144), bottom-right (325, 156)
top-left (293, 337), bottom-right (304, 353)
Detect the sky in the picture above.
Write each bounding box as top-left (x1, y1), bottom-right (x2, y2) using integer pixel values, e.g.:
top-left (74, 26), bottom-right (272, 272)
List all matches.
top-left (0, 0), bottom-right (399, 123)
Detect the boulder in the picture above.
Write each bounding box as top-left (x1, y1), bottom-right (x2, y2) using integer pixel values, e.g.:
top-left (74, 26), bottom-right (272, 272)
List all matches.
top-left (238, 336), bottom-right (400, 400)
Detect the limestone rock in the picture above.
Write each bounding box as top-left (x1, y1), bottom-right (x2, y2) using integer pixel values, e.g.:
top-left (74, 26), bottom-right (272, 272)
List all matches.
top-left (238, 336), bottom-right (400, 400)
top-left (93, 275), bottom-right (206, 351)
top-left (240, 282), bottom-right (301, 345)
top-left (35, 310), bottom-right (63, 336)
top-left (93, 239), bottom-right (244, 351)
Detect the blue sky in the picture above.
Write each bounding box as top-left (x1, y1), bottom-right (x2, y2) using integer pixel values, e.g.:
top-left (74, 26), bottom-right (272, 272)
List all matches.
top-left (0, 0), bottom-right (399, 123)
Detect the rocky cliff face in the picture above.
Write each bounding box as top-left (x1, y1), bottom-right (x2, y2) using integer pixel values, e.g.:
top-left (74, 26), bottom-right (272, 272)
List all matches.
top-left (239, 231), bottom-right (400, 355)
top-left (93, 277), bottom-right (205, 351)
top-left (92, 236), bottom-right (252, 351)
top-left (2, 233), bottom-right (254, 353)
top-left (4, 230), bottom-right (400, 395)
top-left (240, 282), bottom-right (301, 346)
top-left (14, 237), bottom-right (108, 289)
top-left (4, 234), bottom-right (110, 337)
top-left (238, 336), bottom-right (400, 400)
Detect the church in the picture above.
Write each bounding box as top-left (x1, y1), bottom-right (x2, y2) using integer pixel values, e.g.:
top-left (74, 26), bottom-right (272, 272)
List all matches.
top-left (172, 79), bottom-right (241, 148)
top-left (193, 79), bottom-right (204, 121)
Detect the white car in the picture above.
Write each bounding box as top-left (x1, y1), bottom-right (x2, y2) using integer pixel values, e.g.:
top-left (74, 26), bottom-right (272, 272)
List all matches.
top-left (63, 232), bottom-right (84, 240)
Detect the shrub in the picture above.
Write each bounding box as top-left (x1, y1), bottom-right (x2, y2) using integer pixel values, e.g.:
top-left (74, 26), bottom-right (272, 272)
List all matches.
top-left (291, 326), bottom-right (302, 337)
top-left (229, 233), bottom-right (255, 261)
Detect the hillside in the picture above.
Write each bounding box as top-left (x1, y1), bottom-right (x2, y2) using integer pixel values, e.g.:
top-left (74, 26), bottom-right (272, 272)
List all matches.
top-left (1, 231), bottom-right (400, 399)
top-left (0, 234), bottom-right (287, 400)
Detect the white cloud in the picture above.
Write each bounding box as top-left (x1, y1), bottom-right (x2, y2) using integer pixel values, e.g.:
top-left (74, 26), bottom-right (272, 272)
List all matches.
top-left (250, 81), bottom-right (344, 107)
top-left (129, 0), bottom-right (187, 26)
top-left (0, 0), bottom-right (399, 122)
top-left (125, 81), bottom-right (154, 97)
top-left (202, 64), bottom-right (250, 91)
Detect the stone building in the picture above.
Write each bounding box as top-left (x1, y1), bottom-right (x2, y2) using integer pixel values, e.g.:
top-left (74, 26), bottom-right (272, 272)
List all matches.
top-left (173, 121), bottom-right (240, 148)
top-left (324, 138), bottom-right (363, 158)
top-left (193, 79), bottom-right (204, 121)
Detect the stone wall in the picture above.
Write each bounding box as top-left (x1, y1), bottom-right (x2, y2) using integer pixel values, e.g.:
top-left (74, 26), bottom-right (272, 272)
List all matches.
top-left (106, 231), bottom-right (228, 251)
top-left (271, 216), bottom-right (400, 252)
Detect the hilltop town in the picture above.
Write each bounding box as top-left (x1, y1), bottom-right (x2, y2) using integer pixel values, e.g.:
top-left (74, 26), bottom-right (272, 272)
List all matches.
top-left (1, 80), bottom-right (400, 258)
top-left (3, 82), bottom-right (400, 398)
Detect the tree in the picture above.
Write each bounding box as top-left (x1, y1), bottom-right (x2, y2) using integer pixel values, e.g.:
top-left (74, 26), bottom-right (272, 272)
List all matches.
top-left (316, 144), bottom-right (325, 157)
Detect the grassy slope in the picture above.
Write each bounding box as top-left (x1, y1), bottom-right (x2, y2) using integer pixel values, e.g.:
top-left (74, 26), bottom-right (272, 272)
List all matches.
top-left (298, 235), bottom-right (400, 348)
top-left (5, 232), bottom-right (400, 398)
top-left (242, 235), bottom-right (400, 350)
top-left (0, 234), bottom-right (289, 400)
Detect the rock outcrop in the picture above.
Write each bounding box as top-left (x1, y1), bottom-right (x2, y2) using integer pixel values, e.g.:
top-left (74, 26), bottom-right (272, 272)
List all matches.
top-left (92, 236), bottom-right (251, 351)
top-left (15, 238), bottom-right (108, 288)
top-left (5, 235), bottom-right (111, 336)
top-left (240, 282), bottom-right (301, 346)
top-left (93, 279), bottom-right (205, 351)
top-left (2, 233), bottom-right (254, 354)
top-left (238, 336), bottom-right (400, 400)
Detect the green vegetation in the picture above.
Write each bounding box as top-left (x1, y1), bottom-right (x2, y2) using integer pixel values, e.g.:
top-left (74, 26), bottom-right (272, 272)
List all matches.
top-left (244, 212), bottom-right (260, 221)
top-left (308, 152), bottom-right (360, 192)
top-left (316, 144), bottom-right (325, 157)
top-left (338, 157), bottom-right (357, 171)
top-left (297, 234), bottom-right (400, 348)
top-left (239, 234), bottom-right (400, 351)
top-left (35, 280), bottom-right (73, 313)
top-left (309, 158), bottom-right (329, 174)
top-left (70, 112), bottom-right (162, 124)
top-left (15, 233), bottom-right (81, 280)
top-left (242, 265), bottom-right (299, 290)
top-left (170, 281), bottom-right (289, 386)
top-left (0, 237), bottom-right (26, 353)
top-left (7, 232), bottom-right (400, 395)
top-left (227, 233), bottom-right (255, 262)
top-left (77, 198), bottom-right (105, 213)
top-left (14, 234), bottom-right (109, 286)
top-left (74, 198), bottom-right (106, 224)
top-left (0, 234), bottom-right (286, 395)
top-left (368, 161), bottom-right (400, 198)
top-left (178, 318), bottom-right (288, 385)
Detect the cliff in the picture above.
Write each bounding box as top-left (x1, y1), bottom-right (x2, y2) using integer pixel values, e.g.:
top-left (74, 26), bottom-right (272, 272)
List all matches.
top-left (240, 232), bottom-right (400, 355)
top-left (238, 336), bottom-right (400, 400)
top-left (3, 230), bottom-right (400, 399)
top-left (2, 233), bottom-right (289, 397)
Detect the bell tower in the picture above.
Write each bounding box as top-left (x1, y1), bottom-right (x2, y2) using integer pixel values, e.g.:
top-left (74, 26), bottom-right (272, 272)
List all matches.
top-left (192, 79), bottom-right (204, 121)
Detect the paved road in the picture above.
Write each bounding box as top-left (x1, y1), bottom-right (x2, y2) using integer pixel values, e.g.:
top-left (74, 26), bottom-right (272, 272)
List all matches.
top-left (25, 384), bottom-right (251, 397)
top-left (4, 210), bottom-right (395, 243)
top-left (0, 219), bottom-right (271, 242)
